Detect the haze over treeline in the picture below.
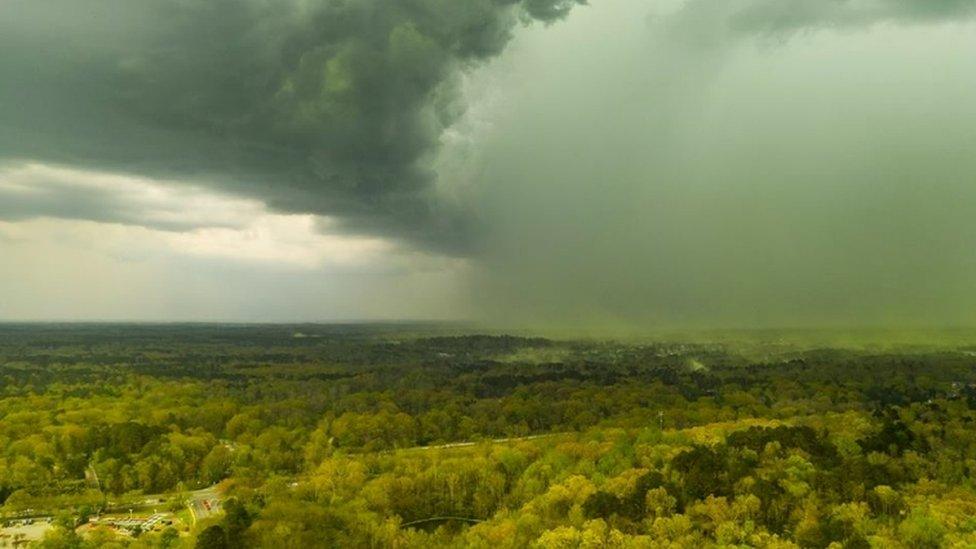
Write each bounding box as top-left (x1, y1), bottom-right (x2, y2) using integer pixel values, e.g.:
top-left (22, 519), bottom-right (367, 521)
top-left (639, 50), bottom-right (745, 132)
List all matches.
top-left (1, 0), bottom-right (976, 327)
top-left (471, 0), bottom-right (976, 329)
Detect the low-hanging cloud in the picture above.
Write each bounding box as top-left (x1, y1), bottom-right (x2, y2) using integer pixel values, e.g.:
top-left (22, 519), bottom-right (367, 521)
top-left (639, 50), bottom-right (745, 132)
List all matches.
top-left (0, 163), bottom-right (266, 232)
top-left (0, 0), bottom-right (583, 254)
top-left (670, 0), bottom-right (976, 46)
top-left (729, 0), bottom-right (976, 33)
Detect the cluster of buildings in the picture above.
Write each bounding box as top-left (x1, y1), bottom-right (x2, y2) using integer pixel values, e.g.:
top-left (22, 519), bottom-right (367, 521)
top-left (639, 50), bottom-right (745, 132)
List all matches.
top-left (87, 512), bottom-right (173, 535)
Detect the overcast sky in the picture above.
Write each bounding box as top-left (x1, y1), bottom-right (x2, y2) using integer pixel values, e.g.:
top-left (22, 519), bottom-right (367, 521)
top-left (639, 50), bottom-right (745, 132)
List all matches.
top-left (2, 0), bottom-right (976, 326)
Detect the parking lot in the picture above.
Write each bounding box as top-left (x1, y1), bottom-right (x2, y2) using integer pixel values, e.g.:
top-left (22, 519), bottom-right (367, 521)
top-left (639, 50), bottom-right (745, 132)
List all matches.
top-left (0, 518), bottom-right (53, 547)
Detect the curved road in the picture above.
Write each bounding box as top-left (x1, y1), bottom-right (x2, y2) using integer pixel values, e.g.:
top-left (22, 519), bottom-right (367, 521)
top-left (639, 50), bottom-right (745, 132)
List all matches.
top-left (187, 487), bottom-right (221, 524)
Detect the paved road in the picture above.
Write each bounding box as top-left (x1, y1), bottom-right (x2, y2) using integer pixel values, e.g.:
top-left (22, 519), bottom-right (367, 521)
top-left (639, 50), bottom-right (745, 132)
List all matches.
top-left (406, 432), bottom-right (570, 452)
top-left (187, 487), bottom-right (221, 524)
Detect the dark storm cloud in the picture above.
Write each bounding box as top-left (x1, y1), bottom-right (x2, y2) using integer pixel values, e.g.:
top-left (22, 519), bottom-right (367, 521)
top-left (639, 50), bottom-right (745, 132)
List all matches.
top-left (0, 0), bottom-right (583, 253)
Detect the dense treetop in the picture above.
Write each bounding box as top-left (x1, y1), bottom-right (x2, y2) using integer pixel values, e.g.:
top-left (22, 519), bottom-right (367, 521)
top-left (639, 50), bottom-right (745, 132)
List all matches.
top-left (3, 325), bottom-right (976, 547)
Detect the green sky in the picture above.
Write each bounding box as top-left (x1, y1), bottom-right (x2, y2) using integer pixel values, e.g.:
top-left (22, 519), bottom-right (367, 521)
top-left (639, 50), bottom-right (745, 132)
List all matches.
top-left (1, 0), bottom-right (975, 326)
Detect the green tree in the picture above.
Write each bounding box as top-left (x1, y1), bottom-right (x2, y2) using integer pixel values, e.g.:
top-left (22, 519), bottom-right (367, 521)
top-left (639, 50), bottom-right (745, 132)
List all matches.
top-left (898, 510), bottom-right (945, 549)
top-left (196, 525), bottom-right (228, 549)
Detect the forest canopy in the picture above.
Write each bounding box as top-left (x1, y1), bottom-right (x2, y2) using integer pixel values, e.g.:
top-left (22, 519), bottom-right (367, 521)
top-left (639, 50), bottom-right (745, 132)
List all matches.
top-left (3, 325), bottom-right (976, 547)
